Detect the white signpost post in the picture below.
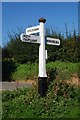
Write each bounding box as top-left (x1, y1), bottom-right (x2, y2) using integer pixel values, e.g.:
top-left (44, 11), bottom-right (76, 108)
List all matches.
top-left (20, 18), bottom-right (60, 97)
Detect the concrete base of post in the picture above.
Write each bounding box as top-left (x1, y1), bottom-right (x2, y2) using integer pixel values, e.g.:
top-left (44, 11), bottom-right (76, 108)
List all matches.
top-left (38, 77), bottom-right (48, 97)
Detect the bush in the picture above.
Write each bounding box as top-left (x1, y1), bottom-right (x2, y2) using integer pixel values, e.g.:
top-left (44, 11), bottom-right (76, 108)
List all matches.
top-left (2, 58), bottom-right (17, 81)
top-left (2, 81), bottom-right (79, 118)
top-left (47, 67), bottom-right (58, 85)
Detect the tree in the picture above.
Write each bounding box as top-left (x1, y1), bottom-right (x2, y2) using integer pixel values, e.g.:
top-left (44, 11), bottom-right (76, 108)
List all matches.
top-left (0, 46), bottom-right (2, 62)
top-left (6, 33), bottom-right (39, 64)
top-left (2, 25), bottom-right (79, 64)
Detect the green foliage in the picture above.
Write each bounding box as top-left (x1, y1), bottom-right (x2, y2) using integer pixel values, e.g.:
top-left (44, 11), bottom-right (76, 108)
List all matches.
top-left (48, 79), bottom-right (78, 99)
top-left (5, 33), bottom-right (39, 64)
top-left (3, 61), bottom-right (79, 81)
top-left (60, 38), bottom-right (79, 62)
top-left (2, 82), bottom-right (79, 119)
top-left (2, 87), bottom-right (31, 102)
top-left (2, 58), bottom-right (17, 81)
top-left (2, 61), bottom-right (79, 118)
top-left (2, 27), bottom-right (79, 64)
top-left (47, 67), bottom-right (58, 87)
top-left (12, 62), bottom-right (38, 81)
top-left (2, 47), bottom-right (9, 60)
top-left (47, 61), bottom-right (79, 80)
top-left (0, 46), bottom-right (2, 62)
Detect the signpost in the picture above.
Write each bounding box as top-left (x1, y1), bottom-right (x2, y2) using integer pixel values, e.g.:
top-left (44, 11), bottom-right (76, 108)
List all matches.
top-left (20, 18), bottom-right (60, 97)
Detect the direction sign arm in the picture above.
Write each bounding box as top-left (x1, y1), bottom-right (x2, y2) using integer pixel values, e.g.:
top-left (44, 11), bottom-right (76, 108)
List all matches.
top-left (46, 37), bottom-right (60, 46)
top-left (26, 25), bottom-right (40, 35)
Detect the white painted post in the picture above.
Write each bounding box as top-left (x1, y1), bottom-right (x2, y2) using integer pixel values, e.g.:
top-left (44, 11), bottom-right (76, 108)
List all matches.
top-left (39, 19), bottom-right (47, 77)
top-left (38, 18), bottom-right (47, 97)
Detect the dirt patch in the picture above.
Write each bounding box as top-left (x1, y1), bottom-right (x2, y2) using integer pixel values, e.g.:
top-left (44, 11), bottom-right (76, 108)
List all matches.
top-left (67, 74), bottom-right (80, 86)
top-left (26, 80), bottom-right (34, 84)
top-left (15, 79), bottom-right (37, 85)
top-left (15, 73), bottom-right (80, 87)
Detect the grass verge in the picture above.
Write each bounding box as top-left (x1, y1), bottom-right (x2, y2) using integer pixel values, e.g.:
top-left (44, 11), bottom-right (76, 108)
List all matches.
top-left (11, 61), bottom-right (79, 82)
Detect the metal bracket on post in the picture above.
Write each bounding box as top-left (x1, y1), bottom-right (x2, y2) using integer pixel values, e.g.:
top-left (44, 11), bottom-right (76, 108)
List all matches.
top-left (45, 50), bottom-right (48, 59)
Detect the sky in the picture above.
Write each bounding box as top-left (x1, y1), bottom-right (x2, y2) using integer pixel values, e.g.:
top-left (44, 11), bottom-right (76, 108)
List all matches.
top-left (1, 0), bottom-right (79, 2)
top-left (0, 2), bottom-right (2, 47)
top-left (1, 2), bottom-right (78, 47)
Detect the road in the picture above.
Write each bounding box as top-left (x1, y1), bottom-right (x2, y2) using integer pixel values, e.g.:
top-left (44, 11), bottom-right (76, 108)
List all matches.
top-left (0, 82), bottom-right (32, 91)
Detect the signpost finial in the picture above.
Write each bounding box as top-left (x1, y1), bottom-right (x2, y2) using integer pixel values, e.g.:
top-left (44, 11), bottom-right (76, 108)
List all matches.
top-left (38, 18), bottom-right (46, 23)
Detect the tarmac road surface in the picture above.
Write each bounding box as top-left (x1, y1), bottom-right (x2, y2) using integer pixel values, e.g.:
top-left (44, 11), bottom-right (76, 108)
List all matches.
top-left (0, 82), bottom-right (32, 91)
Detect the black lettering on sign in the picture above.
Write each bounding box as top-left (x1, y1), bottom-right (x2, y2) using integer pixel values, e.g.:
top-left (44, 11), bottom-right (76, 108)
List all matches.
top-left (23, 35), bottom-right (31, 38)
top-left (27, 28), bottom-right (39, 32)
top-left (56, 41), bottom-right (59, 43)
top-left (23, 37), bottom-right (30, 42)
top-left (47, 40), bottom-right (59, 44)
top-left (23, 36), bottom-right (37, 43)
top-left (31, 39), bottom-right (37, 42)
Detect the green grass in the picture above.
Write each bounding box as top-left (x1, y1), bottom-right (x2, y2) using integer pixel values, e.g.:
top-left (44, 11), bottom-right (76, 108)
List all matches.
top-left (11, 61), bottom-right (79, 81)
top-left (47, 61), bottom-right (79, 80)
top-left (12, 62), bottom-right (38, 80)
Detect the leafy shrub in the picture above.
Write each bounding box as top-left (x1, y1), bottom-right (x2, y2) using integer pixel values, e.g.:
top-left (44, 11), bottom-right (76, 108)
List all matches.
top-left (47, 67), bottom-right (58, 82)
top-left (48, 79), bottom-right (78, 99)
top-left (2, 87), bottom-right (33, 102)
top-left (2, 82), bottom-right (79, 119)
top-left (2, 58), bottom-right (17, 81)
